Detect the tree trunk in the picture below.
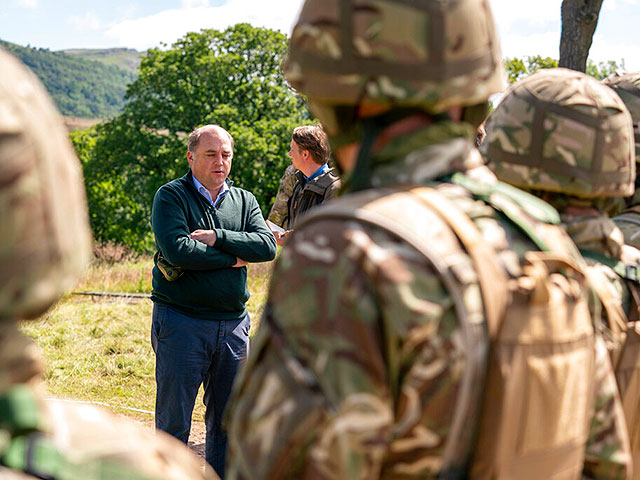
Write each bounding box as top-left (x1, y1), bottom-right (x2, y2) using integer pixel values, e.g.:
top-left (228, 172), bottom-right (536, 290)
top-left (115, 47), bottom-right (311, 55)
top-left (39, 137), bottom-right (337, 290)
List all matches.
top-left (559, 0), bottom-right (605, 72)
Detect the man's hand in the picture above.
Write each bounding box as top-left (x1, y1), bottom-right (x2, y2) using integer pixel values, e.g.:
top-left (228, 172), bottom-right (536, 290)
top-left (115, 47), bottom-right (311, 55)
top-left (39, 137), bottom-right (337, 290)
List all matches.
top-left (233, 257), bottom-right (248, 268)
top-left (274, 230), bottom-right (291, 247)
top-left (190, 229), bottom-right (217, 246)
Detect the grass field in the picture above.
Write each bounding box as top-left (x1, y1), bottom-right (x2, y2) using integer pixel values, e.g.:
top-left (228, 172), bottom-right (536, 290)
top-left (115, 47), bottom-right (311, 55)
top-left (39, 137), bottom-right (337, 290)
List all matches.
top-left (20, 254), bottom-right (274, 423)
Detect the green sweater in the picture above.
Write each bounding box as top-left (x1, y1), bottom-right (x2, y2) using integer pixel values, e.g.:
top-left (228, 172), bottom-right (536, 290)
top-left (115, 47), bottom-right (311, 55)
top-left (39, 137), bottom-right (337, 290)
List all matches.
top-left (151, 171), bottom-right (277, 320)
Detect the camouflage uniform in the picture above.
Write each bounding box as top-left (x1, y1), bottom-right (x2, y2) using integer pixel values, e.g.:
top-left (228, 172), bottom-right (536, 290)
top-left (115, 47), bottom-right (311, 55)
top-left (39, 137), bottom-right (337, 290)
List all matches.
top-left (226, 2), bottom-right (630, 479)
top-left (0, 47), bottom-right (218, 479)
top-left (604, 72), bottom-right (640, 249)
top-left (483, 67), bottom-right (637, 479)
top-left (267, 164), bottom-right (298, 228)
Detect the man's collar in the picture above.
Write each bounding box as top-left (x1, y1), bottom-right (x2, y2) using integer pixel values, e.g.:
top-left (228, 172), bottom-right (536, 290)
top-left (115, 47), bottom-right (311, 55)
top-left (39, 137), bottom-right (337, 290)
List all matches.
top-left (191, 174), bottom-right (230, 206)
top-left (306, 163), bottom-right (329, 182)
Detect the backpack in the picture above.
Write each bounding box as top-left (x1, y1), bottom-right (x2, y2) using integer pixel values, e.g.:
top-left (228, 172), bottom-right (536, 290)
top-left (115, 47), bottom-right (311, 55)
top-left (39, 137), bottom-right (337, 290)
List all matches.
top-left (304, 176), bottom-right (597, 479)
top-left (580, 247), bottom-right (640, 479)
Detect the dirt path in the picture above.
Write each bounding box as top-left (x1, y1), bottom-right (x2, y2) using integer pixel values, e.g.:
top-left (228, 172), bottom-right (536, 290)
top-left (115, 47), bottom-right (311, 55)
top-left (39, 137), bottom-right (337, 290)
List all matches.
top-left (187, 421), bottom-right (206, 460)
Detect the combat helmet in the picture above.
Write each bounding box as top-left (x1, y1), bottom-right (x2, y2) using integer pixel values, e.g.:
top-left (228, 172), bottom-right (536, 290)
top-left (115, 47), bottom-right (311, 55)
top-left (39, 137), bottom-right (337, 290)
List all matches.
top-left (483, 68), bottom-right (635, 198)
top-left (603, 71), bottom-right (640, 161)
top-left (0, 48), bottom-right (92, 321)
top-left (283, 0), bottom-right (505, 137)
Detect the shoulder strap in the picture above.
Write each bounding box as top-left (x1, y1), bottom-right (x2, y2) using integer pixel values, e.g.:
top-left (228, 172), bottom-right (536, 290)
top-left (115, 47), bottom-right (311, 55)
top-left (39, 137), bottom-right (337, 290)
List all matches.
top-left (408, 187), bottom-right (509, 339)
top-left (580, 248), bottom-right (640, 284)
top-left (450, 173), bottom-right (559, 252)
top-left (297, 188), bottom-right (490, 476)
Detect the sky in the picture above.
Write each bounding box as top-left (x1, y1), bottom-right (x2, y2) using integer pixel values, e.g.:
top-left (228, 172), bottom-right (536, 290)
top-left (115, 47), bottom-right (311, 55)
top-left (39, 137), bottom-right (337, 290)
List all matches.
top-left (1, 0), bottom-right (639, 71)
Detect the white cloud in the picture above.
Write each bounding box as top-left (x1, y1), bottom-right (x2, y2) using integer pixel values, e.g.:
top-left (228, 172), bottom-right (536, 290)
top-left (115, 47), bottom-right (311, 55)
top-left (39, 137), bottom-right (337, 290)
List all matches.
top-left (104, 0), bottom-right (304, 50)
top-left (590, 34), bottom-right (640, 71)
top-left (489, 0), bottom-right (560, 32)
top-left (498, 31), bottom-right (560, 61)
top-left (68, 12), bottom-right (103, 32)
top-left (17, 0), bottom-right (38, 8)
top-left (182, 0), bottom-right (210, 8)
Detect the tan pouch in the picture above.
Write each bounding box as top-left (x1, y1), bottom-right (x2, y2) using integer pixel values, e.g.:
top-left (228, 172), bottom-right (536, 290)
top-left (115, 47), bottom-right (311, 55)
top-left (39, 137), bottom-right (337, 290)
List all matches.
top-left (617, 322), bottom-right (640, 479)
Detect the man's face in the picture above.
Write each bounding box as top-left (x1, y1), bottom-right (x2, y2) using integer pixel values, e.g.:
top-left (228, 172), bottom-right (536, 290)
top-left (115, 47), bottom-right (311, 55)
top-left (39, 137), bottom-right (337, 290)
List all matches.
top-left (187, 128), bottom-right (233, 193)
top-left (289, 139), bottom-right (306, 170)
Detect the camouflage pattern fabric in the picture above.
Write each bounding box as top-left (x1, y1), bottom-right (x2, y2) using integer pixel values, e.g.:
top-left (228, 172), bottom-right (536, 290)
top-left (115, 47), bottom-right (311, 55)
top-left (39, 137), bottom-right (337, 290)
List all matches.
top-left (0, 48), bottom-right (218, 480)
top-left (483, 68), bottom-right (635, 199)
top-left (282, 0), bottom-right (504, 135)
top-left (0, 48), bottom-right (92, 322)
top-left (563, 214), bottom-right (634, 351)
top-left (484, 67), bottom-right (636, 479)
top-left (267, 164), bottom-right (298, 228)
top-left (603, 72), bottom-right (640, 163)
top-left (615, 208), bottom-right (640, 250)
top-left (226, 131), bottom-right (631, 479)
top-left (605, 72), bottom-right (640, 244)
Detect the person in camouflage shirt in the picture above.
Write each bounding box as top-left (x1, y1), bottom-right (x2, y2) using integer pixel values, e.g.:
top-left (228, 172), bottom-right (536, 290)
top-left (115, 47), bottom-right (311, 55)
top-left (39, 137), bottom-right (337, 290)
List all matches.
top-left (605, 72), bottom-right (640, 249)
top-left (483, 67), bottom-right (638, 479)
top-left (267, 164), bottom-right (298, 228)
top-left (0, 47), bottom-right (218, 480)
top-left (225, 1), bottom-right (631, 479)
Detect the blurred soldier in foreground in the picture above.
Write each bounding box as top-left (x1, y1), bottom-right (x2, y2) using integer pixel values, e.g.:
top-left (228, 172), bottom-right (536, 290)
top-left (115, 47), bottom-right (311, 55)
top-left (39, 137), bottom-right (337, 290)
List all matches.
top-left (0, 47), bottom-right (217, 479)
top-left (226, 1), bottom-right (630, 479)
top-left (605, 72), bottom-right (640, 249)
top-left (484, 67), bottom-right (638, 478)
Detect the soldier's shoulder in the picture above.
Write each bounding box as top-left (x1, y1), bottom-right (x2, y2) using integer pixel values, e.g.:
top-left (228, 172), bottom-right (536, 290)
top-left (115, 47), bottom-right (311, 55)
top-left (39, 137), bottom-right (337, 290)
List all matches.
top-left (614, 209), bottom-right (640, 250)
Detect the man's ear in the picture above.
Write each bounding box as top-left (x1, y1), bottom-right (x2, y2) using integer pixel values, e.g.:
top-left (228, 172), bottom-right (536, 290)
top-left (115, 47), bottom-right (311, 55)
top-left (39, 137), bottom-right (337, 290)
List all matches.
top-left (186, 151), bottom-right (194, 164)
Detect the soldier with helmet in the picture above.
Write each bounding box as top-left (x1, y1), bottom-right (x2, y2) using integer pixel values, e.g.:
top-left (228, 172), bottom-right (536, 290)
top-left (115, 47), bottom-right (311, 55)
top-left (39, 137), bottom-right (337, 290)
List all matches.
top-left (226, 1), bottom-right (631, 479)
top-left (0, 47), bottom-right (218, 479)
top-left (604, 72), bottom-right (640, 249)
top-left (483, 67), bottom-right (639, 478)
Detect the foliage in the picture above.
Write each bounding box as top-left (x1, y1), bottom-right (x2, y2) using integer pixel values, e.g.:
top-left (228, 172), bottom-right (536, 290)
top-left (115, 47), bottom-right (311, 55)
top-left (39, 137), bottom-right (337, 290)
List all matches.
top-left (504, 56), bottom-right (626, 83)
top-left (78, 24), bottom-right (308, 251)
top-left (1, 40), bottom-right (135, 118)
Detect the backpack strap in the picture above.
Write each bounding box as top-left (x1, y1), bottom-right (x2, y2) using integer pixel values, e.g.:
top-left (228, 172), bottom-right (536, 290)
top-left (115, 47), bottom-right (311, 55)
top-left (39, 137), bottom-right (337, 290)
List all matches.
top-left (297, 188), bottom-right (491, 477)
top-left (408, 187), bottom-right (508, 339)
top-left (580, 248), bottom-right (640, 284)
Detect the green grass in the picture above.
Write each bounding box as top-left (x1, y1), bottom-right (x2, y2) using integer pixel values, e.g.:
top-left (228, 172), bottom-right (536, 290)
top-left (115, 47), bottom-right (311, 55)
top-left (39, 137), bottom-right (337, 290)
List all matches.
top-left (21, 256), bottom-right (274, 423)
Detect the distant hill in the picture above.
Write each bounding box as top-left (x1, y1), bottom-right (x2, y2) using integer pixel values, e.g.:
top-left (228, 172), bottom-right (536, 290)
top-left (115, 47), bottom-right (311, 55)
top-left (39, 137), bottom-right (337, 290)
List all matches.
top-left (1, 40), bottom-right (137, 119)
top-left (61, 47), bottom-right (143, 75)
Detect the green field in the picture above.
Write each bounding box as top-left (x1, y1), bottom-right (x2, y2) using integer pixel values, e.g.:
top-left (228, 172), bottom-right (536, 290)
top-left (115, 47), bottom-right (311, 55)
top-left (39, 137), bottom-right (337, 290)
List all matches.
top-left (21, 255), bottom-right (274, 423)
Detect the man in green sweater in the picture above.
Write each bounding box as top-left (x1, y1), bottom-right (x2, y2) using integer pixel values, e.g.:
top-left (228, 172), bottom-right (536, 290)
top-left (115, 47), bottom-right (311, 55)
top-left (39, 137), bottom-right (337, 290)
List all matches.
top-left (150, 124), bottom-right (277, 479)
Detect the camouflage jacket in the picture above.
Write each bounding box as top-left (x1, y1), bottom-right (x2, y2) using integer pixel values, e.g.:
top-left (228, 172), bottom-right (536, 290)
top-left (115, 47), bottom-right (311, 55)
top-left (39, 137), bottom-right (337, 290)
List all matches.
top-left (614, 206), bottom-right (640, 251)
top-left (226, 129), bottom-right (631, 479)
top-left (0, 323), bottom-right (218, 480)
top-left (563, 213), bottom-right (638, 322)
top-left (285, 167), bottom-right (341, 230)
top-left (267, 164), bottom-right (298, 228)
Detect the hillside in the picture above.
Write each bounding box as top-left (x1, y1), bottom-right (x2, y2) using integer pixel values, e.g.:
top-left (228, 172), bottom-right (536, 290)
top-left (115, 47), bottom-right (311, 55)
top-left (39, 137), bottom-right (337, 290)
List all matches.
top-left (1, 40), bottom-right (137, 118)
top-left (61, 47), bottom-right (143, 74)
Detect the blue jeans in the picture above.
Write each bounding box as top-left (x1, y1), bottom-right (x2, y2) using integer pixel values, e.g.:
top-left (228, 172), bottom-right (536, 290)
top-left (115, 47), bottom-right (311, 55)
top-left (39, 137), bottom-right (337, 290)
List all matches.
top-left (151, 303), bottom-right (250, 479)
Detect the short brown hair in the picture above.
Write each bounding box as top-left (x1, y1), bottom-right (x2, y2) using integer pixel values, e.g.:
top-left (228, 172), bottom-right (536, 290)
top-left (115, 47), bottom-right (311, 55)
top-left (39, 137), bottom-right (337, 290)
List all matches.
top-left (292, 124), bottom-right (330, 165)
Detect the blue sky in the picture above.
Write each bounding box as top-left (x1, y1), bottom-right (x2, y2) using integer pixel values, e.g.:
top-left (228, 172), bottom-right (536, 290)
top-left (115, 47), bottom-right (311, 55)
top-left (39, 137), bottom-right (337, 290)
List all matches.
top-left (1, 0), bottom-right (639, 71)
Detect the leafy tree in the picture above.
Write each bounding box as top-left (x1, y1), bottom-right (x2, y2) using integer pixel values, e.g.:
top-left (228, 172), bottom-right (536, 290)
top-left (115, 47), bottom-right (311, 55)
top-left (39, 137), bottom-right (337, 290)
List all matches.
top-left (504, 56), bottom-right (625, 84)
top-left (79, 24), bottom-right (308, 251)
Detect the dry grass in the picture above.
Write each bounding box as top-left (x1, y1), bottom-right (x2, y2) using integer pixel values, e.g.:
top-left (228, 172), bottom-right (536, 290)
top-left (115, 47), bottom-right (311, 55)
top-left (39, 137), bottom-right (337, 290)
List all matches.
top-left (23, 250), bottom-right (275, 423)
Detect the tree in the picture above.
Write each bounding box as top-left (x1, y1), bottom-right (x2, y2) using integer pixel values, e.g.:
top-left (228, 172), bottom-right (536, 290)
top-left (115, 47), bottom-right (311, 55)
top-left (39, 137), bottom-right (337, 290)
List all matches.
top-left (504, 56), bottom-right (624, 84)
top-left (559, 0), bottom-right (605, 72)
top-left (78, 24), bottom-right (309, 251)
